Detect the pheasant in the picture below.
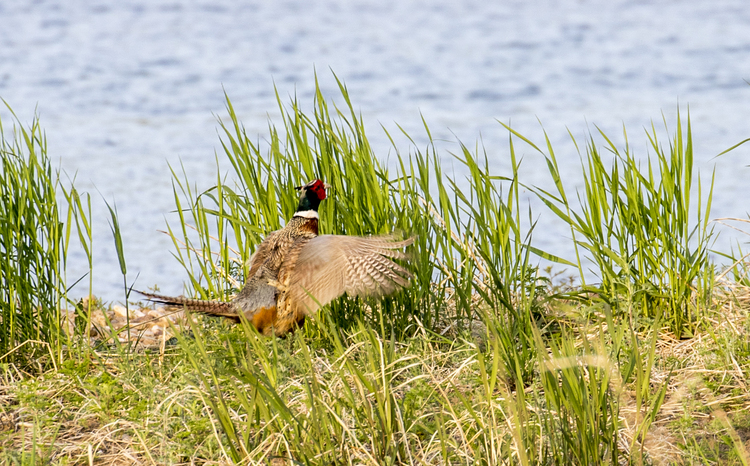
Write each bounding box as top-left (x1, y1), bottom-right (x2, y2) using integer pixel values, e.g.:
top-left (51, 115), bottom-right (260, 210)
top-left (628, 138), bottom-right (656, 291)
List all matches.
top-left (139, 179), bottom-right (414, 336)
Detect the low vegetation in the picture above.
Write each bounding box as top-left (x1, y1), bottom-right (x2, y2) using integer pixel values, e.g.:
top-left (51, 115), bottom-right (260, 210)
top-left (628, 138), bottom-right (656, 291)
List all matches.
top-left (1, 77), bottom-right (750, 465)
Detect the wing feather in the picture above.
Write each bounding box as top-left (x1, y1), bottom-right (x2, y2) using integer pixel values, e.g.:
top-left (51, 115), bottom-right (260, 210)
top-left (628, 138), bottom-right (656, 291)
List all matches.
top-left (286, 235), bottom-right (414, 315)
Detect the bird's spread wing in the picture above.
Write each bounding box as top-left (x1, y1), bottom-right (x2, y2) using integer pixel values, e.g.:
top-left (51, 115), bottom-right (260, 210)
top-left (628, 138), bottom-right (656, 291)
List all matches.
top-left (285, 235), bottom-right (414, 315)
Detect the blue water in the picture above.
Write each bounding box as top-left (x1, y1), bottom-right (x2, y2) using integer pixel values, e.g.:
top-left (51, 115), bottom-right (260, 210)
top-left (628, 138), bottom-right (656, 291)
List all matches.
top-left (2, 0), bottom-right (750, 301)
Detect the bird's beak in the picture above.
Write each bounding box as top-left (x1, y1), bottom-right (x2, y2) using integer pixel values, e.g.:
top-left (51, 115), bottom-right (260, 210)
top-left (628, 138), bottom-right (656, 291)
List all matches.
top-left (323, 183), bottom-right (331, 190)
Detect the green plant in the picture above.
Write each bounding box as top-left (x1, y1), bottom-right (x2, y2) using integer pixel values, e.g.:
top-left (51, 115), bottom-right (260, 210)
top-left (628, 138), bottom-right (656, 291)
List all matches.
top-left (0, 105), bottom-right (67, 368)
top-left (166, 74), bottom-right (543, 341)
top-left (163, 76), bottom-right (729, 465)
top-left (516, 113), bottom-right (715, 337)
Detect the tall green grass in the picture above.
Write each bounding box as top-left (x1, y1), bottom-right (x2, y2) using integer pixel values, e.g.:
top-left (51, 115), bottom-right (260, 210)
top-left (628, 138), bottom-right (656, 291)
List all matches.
top-left (0, 104), bottom-right (100, 368)
top-left (0, 106), bottom-right (68, 367)
top-left (511, 114), bottom-right (715, 337)
top-left (165, 76), bottom-right (539, 338)
top-left (165, 78), bottom-right (685, 464)
top-left (1, 77), bottom-right (745, 464)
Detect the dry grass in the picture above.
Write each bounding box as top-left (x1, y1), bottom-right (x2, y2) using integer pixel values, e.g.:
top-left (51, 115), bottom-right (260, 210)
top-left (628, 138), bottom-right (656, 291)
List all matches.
top-left (628, 280), bottom-right (750, 465)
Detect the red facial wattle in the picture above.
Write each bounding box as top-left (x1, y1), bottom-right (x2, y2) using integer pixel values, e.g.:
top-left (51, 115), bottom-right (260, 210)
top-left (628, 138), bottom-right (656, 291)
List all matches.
top-left (310, 180), bottom-right (327, 200)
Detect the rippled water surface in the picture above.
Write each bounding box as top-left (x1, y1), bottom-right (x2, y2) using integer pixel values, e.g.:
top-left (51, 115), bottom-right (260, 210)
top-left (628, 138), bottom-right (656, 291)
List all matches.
top-left (2, 0), bottom-right (750, 300)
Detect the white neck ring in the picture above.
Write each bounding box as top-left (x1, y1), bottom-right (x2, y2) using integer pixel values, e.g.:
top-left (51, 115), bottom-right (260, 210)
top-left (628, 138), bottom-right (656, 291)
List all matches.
top-left (293, 210), bottom-right (319, 219)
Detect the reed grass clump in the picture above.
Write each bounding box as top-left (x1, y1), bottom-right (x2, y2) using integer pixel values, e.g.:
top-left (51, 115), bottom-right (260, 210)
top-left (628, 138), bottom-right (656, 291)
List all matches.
top-left (514, 116), bottom-right (715, 338)
top-left (0, 106), bottom-right (68, 367)
top-left (166, 76), bottom-right (539, 340)
top-left (0, 103), bottom-right (101, 369)
top-left (163, 79), bottom-right (703, 464)
top-left (4, 75), bottom-right (749, 465)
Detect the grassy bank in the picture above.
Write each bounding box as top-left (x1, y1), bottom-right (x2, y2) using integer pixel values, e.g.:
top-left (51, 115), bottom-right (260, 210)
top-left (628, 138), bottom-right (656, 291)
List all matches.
top-left (2, 294), bottom-right (750, 465)
top-left (1, 78), bottom-right (750, 464)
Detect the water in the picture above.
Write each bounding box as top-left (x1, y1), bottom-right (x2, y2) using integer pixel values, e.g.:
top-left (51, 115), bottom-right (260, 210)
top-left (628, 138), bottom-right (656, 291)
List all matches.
top-left (2, 0), bottom-right (750, 301)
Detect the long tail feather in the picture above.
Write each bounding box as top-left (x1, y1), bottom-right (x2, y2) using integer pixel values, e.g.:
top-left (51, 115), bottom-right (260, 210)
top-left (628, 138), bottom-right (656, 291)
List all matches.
top-left (137, 290), bottom-right (238, 320)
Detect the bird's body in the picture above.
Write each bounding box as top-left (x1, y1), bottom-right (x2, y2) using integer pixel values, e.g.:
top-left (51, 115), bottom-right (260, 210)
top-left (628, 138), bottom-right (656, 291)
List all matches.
top-left (140, 180), bottom-right (413, 336)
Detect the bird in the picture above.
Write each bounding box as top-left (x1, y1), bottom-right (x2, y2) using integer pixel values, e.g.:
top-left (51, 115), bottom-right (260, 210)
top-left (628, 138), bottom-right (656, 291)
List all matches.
top-left (138, 179), bottom-right (414, 337)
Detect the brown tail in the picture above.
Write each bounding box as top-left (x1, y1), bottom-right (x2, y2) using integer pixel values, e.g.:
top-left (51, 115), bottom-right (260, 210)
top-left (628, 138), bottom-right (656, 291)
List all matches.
top-left (137, 290), bottom-right (239, 320)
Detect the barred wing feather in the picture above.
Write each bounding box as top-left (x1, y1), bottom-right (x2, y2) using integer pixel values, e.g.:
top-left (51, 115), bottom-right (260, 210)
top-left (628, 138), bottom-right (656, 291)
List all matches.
top-left (287, 235), bottom-right (414, 314)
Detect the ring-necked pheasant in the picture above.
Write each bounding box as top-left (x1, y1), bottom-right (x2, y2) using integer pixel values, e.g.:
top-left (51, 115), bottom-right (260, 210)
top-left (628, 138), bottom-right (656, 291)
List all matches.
top-left (138, 179), bottom-right (413, 336)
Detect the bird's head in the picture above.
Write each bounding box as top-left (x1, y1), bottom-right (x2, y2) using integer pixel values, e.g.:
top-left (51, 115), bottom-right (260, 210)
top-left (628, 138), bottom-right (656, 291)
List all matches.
top-left (294, 179), bottom-right (329, 214)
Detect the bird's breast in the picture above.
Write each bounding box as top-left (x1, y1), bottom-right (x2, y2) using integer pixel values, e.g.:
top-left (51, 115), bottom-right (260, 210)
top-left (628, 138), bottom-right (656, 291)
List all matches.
top-left (298, 218), bottom-right (318, 235)
top-left (251, 306), bottom-right (278, 335)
